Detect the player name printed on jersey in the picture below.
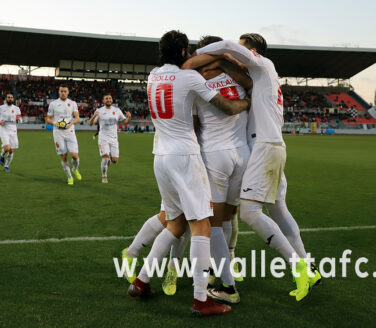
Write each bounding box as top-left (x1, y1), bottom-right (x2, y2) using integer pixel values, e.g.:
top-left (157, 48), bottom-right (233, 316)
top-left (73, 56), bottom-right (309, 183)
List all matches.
top-left (195, 73), bottom-right (248, 152)
top-left (148, 64), bottom-right (217, 156)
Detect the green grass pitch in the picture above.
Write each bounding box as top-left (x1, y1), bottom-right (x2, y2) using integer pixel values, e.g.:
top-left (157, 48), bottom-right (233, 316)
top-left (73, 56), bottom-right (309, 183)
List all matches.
top-left (0, 131), bottom-right (375, 327)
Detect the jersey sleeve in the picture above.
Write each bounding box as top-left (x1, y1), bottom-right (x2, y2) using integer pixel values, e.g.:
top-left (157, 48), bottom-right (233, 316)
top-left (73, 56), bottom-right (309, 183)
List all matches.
top-left (47, 102), bottom-right (54, 116)
top-left (196, 40), bottom-right (263, 68)
top-left (118, 109), bottom-right (126, 121)
top-left (188, 70), bottom-right (218, 103)
top-left (16, 107), bottom-right (21, 116)
top-left (72, 101), bottom-right (79, 113)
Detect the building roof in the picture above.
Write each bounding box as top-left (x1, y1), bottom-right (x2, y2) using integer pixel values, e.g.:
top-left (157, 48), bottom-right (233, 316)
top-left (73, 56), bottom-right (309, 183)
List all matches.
top-left (1, 26), bottom-right (375, 79)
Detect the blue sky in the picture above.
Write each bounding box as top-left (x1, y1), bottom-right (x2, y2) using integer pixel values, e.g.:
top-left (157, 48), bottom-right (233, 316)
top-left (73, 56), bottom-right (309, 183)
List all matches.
top-left (1, 0), bottom-right (375, 102)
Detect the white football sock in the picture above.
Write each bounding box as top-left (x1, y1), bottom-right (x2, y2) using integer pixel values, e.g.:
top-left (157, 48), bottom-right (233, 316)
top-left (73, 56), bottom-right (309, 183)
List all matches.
top-left (138, 228), bottom-right (177, 284)
top-left (72, 158), bottom-right (80, 171)
top-left (1, 149), bottom-right (6, 157)
top-left (210, 227), bottom-right (235, 286)
top-left (168, 229), bottom-right (190, 269)
top-left (101, 158), bottom-right (110, 177)
top-left (222, 220), bottom-right (232, 246)
top-left (240, 200), bottom-right (296, 263)
top-left (229, 213), bottom-right (239, 259)
top-left (126, 215), bottom-right (165, 258)
top-left (61, 161), bottom-right (72, 179)
top-left (266, 200), bottom-right (307, 258)
top-left (191, 236), bottom-right (211, 302)
top-left (5, 153), bottom-right (13, 168)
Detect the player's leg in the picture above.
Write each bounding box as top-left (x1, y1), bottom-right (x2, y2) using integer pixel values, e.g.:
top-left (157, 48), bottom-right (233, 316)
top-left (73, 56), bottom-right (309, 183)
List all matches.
top-left (109, 141), bottom-right (119, 164)
top-left (124, 209), bottom-right (166, 261)
top-left (240, 143), bottom-right (311, 301)
top-left (4, 133), bottom-right (19, 171)
top-left (224, 145), bottom-right (250, 281)
top-left (189, 218), bottom-right (231, 316)
top-left (266, 174), bottom-right (307, 258)
top-left (54, 132), bottom-right (73, 184)
top-left (200, 150), bottom-right (234, 291)
top-left (266, 174), bottom-right (321, 289)
top-left (228, 206), bottom-right (238, 259)
top-left (99, 142), bottom-right (110, 183)
top-left (162, 225), bottom-right (190, 296)
top-left (68, 134), bottom-right (81, 180)
top-left (128, 155), bottom-right (184, 296)
top-left (174, 154), bottom-right (231, 315)
top-left (0, 132), bottom-right (10, 167)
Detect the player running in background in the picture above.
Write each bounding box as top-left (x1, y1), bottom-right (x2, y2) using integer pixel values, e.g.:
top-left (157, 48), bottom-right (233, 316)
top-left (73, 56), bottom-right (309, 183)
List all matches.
top-left (89, 93), bottom-right (131, 183)
top-left (161, 35), bottom-right (253, 303)
top-left (46, 84), bottom-right (81, 185)
top-left (196, 34), bottom-right (321, 302)
top-left (0, 93), bottom-right (22, 172)
top-left (128, 30), bottom-right (250, 316)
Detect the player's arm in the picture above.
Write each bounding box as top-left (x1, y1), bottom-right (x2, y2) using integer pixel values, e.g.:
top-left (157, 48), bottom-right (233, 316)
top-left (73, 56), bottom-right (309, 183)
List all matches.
top-left (46, 115), bottom-right (54, 125)
top-left (123, 111), bottom-right (131, 124)
top-left (181, 54), bottom-right (223, 70)
top-left (89, 111), bottom-right (99, 126)
top-left (210, 94), bottom-right (251, 116)
top-left (196, 40), bottom-right (261, 68)
top-left (66, 111), bottom-right (80, 129)
top-left (219, 60), bottom-right (253, 92)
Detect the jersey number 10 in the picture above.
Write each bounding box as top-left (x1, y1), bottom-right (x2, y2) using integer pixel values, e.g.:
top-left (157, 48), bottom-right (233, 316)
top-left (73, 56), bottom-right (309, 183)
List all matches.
top-left (148, 83), bottom-right (174, 119)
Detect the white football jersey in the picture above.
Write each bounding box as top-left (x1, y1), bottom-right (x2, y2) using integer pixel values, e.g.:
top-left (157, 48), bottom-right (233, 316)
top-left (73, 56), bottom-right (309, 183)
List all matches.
top-left (96, 106), bottom-right (126, 141)
top-left (148, 64), bottom-right (218, 155)
top-left (197, 40), bottom-right (285, 145)
top-left (0, 104), bottom-right (21, 133)
top-left (47, 98), bottom-right (79, 132)
top-left (193, 73), bottom-right (247, 152)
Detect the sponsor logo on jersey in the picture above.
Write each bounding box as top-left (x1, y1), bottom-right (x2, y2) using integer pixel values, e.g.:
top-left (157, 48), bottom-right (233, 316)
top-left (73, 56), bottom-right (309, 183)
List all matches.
top-left (113, 112), bottom-right (115, 115)
top-left (68, 103), bottom-right (71, 107)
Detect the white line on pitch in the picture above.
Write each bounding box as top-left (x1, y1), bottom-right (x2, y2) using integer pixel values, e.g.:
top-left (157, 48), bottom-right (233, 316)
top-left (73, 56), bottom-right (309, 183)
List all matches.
top-left (0, 225), bottom-right (375, 245)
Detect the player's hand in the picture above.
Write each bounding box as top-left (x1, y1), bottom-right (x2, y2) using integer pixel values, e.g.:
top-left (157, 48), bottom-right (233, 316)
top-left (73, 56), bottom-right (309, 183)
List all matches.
top-left (0, 120), bottom-right (4, 126)
top-left (125, 111), bottom-right (131, 119)
top-left (54, 122), bottom-right (59, 128)
top-left (65, 122), bottom-right (73, 130)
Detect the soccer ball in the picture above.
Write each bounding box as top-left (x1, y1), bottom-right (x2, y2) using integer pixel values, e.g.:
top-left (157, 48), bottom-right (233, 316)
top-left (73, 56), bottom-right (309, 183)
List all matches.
top-left (57, 119), bottom-right (68, 129)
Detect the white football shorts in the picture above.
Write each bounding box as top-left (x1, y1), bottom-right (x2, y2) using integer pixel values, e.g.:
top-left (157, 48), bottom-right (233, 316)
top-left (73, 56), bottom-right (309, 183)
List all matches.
top-left (201, 145), bottom-right (250, 206)
top-left (53, 130), bottom-right (79, 155)
top-left (241, 142), bottom-right (287, 204)
top-left (98, 139), bottom-right (119, 158)
top-left (154, 154), bottom-right (213, 221)
top-left (0, 129), bottom-right (19, 149)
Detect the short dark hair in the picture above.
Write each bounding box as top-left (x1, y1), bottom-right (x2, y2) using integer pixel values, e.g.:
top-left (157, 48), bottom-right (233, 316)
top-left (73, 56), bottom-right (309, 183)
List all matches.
top-left (239, 33), bottom-right (267, 56)
top-left (59, 83), bottom-right (69, 89)
top-left (103, 93), bottom-right (112, 98)
top-left (159, 30), bottom-right (189, 67)
top-left (197, 35), bottom-right (223, 49)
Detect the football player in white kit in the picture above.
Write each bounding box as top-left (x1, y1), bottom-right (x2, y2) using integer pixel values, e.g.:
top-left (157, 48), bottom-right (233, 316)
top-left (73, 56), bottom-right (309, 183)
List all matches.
top-left (89, 93), bottom-right (131, 183)
top-left (196, 34), bottom-right (322, 301)
top-left (47, 84), bottom-right (81, 185)
top-left (128, 30), bottom-right (250, 317)
top-left (158, 35), bottom-right (253, 303)
top-left (0, 93), bottom-right (22, 172)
